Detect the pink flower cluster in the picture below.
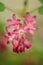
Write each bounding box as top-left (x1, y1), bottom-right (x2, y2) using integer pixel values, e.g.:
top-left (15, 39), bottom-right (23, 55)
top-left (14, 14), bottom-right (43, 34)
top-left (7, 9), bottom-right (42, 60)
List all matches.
top-left (5, 12), bottom-right (37, 53)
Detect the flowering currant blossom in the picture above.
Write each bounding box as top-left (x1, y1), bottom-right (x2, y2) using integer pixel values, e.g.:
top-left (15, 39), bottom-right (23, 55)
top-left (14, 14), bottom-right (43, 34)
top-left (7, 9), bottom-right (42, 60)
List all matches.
top-left (23, 12), bottom-right (37, 35)
top-left (4, 32), bottom-right (15, 44)
top-left (6, 14), bottom-right (21, 32)
top-left (23, 12), bottom-right (36, 25)
top-left (5, 12), bottom-right (37, 53)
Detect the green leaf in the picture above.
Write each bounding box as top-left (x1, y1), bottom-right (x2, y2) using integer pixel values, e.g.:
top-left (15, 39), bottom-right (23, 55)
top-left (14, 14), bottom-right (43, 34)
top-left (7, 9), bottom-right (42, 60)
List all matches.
top-left (0, 2), bottom-right (6, 12)
top-left (38, 6), bottom-right (43, 15)
top-left (39, 0), bottom-right (43, 4)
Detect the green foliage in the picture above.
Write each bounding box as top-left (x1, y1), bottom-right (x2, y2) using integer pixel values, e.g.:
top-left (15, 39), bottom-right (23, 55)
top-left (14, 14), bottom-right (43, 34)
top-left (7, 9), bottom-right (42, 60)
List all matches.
top-left (0, 20), bottom-right (7, 35)
top-left (38, 6), bottom-right (43, 15)
top-left (39, 0), bottom-right (43, 4)
top-left (0, 2), bottom-right (6, 12)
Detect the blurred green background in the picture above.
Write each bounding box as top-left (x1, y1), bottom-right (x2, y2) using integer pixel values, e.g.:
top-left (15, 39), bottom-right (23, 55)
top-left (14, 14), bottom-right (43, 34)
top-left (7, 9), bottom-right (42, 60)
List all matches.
top-left (0, 0), bottom-right (43, 65)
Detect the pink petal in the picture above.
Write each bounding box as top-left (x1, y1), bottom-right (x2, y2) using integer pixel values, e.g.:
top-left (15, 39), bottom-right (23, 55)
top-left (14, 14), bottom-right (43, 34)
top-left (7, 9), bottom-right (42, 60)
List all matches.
top-left (12, 14), bottom-right (16, 20)
top-left (29, 30), bottom-right (34, 35)
top-left (11, 34), bottom-right (15, 40)
top-left (26, 12), bottom-right (30, 15)
top-left (13, 29), bottom-right (18, 34)
top-left (20, 45), bottom-right (25, 52)
top-left (17, 45), bottom-right (25, 53)
top-left (6, 24), bottom-right (17, 32)
top-left (7, 19), bottom-right (12, 24)
top-left (13, 41), bottom-right (19, 49)
top-left (12, 14), bottom-right (20, 24)
top-left (8, 32), bottom-right (12, 36)
top-left (4, 33), bottom-right (10, 38)
top-left (33, 16), bottom-right (36, 19)
top-left (32, 26), bottom-right (38, 30)
top-left (22, 34), bottom-right (27, 39)
top-left (24, 39), bottom-right (32, 48)
top-left (7, 41), bottom-right (9, 44)
top-left (16, 35), bottom-right (22, 41)
top-left (17, 46), bottom-right (21, 52)
top-left (24, 25), bottom-right (30, 32)
top-left (23, 12), bottom-right (36, 25)
top-left (13, 47), bottom-right (16, 52)
top-left (32, 27), bottom-right (37, 30)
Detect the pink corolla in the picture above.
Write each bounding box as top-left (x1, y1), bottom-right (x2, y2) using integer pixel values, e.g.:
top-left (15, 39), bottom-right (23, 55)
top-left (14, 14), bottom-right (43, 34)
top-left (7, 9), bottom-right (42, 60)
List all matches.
top-left (6, 14), bottom-right (21, 32)
top-left (4, 32), bottom-right (15, 44)
top-left (23, 12), bottom-right (36, 25)
top-left (7, 14), bottom-right (20, 25)
top-left (23, 12), bottom-right (37, 35)
top-left (24, 23), bottom-right (37, 35)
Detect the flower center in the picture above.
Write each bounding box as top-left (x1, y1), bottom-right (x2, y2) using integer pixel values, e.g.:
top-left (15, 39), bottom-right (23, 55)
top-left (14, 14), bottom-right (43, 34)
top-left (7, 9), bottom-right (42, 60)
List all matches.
top-left (9, 38), bottom-right (12, 42)
top-left (29, 24), bottom-right (33, 29)
top-left (19, 29), bottom-right (25, 35)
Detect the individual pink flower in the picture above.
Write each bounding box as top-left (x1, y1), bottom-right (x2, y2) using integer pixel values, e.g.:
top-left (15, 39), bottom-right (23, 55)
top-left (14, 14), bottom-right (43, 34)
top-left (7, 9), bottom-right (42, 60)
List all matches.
top-left (24, 23), bottom-right (37, 35)
top-left (6, 14), bottom-right (20, 32)
top-left (23, 12), bottom-right (36, 25)
top-left (7, 14), bottom-right (20, 25)
top-left (23, 12), bottom-right (37, 35)
top-left (4, 32), bottom-right (15, 44)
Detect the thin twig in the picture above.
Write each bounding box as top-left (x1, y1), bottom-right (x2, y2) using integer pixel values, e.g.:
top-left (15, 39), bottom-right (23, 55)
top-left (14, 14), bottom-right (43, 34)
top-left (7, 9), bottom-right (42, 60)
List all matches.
top-left (30, 6), bottom-right (41, 13)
